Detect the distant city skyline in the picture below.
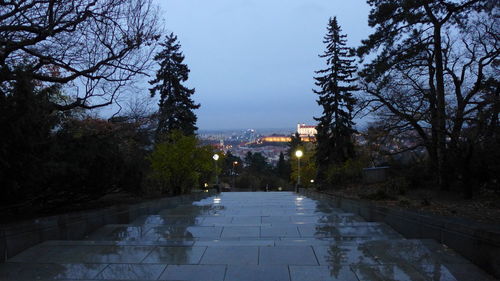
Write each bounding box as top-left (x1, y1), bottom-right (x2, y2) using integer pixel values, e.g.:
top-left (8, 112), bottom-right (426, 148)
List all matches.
top-left (153, 0), bottom-right (372, 130)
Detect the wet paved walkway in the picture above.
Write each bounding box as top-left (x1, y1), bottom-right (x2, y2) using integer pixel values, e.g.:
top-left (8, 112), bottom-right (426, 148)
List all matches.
top-left (0, 192), bottom-right (495, 281)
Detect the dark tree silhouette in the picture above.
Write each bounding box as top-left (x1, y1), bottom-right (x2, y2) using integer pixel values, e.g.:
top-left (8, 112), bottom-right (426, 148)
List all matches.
top-left (358, 0), bottom-right (499, 192)
top-left (287, 132), bottom-right (303, 159)
top-left (0, 0), bottom-right (161, 111)
top-left (276, 152), bottom-right (290, 180)
top-left (149, 33), bottom-right (200, 138)
top-left (244, 152), bottom-right (269, 173)
top-left (313, 17), bottom-right (358, 185)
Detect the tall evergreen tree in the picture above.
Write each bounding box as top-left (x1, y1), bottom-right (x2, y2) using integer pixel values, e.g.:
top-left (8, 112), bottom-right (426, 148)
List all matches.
top-left (313, 17), bottom-right (358, 185)
top-left (276, 152), bottom-right (290, 180)
top-left (287, 132), bottom-right (303, 159)
top-left (149, 33), bottom-right (200, 139)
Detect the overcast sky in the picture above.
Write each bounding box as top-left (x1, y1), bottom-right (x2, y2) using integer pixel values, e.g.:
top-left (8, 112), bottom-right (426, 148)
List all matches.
top-left (154, 0), bottom-right (372, 130)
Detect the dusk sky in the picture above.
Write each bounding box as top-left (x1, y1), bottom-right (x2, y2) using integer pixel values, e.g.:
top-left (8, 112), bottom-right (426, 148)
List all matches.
top-left (155, 0), bottom-right (372, 130)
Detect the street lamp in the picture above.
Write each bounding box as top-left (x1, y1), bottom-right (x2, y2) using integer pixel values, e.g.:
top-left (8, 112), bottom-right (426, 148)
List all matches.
top-left (295, 149), bottom-right (303, 192)
top-left (213, 154), bottom-right (220, 191)
top-left (232, 161), bottom-right (238, 189)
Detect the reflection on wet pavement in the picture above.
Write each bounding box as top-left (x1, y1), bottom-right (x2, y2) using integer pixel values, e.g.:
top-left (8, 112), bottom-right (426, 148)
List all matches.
top-left (0, 192), bottom-right (495, 280)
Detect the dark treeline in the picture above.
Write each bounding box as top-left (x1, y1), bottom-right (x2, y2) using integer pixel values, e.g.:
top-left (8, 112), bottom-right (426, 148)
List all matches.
top-left (0, 72), bottom-right (156, 208)
top-left (1, 0), bottom-right (161, 211)
top-left (219, 151), bottom-right (292, 192)
top-left (0, 0), bottom-right (217, 214)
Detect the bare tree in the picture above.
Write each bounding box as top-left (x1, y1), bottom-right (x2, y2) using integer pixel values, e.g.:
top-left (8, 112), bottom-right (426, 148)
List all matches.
top-left (358, 0), bottom-right (499, 191)
top-left (0, 0), bottom-right (161, 111)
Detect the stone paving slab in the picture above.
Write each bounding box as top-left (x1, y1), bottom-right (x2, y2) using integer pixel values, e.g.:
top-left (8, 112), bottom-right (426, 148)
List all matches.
top-left (85, 225), bottom-right (152, 241)
top-left (142, 246), bottom-right (206, 264)
top-left (261, 225), bottom-right (300, 237)
top-left (159, 264), bottom-right (226, 281)
top-left (352, 264), bottom-right (429, 281)
top-left (149, 226), bottom-right (224, 240)
top-left (1, 192), bottom-right (496, 281)
top-left (313, 245), bottom-right (380, 266)
top-left (225, 265), bottom-right (289, 281)
top-left (230, 216), bottom-right (262, 225)
top-left (200, 246), bottom-right (258, 265)
top-left (259, 246), bottom-right (318, 265)
top-left (0, 263), bottom-right (107, 280)
top-left (289, 265), bottom-right (359, 281)
top-left (194, 239), bottom-right (275, 247)
top-left (95, 264), bottom-right (166, 280)
top-left (220, 226), bottom-right (260, 238)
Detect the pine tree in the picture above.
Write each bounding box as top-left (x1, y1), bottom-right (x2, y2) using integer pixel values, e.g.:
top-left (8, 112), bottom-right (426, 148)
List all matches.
top-left (276, 152), bottom-right (290, 180)
top-left (313, 17), bottom-right (358, 185)
top-left (149, 33), bottom-right (200, 139)
top-left (287, 132), bottom-right (303, 159)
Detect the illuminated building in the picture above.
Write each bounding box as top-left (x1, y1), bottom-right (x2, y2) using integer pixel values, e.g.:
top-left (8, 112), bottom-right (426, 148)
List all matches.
top-left (297, 123), bottom-right (317, 137)
top-left (255, 123), bottom-right (317, 144)
top-left (260, 136), bottom-right (292, 143)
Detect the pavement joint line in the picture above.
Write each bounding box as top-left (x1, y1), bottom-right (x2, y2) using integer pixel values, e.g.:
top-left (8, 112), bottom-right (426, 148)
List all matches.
top-left (94, 263), bottom-right (111, 280)
top-left (198, 244), bottom-right (209, 265)
top-left (219, 226), bottom-right (225, 239)
top-left (287, 264), bottom-right (293, 281)
top-left (139, 246), bottom-right (157, 263)
top-left (257, 246), bottom-right (260, 265)
top-left (157, 264), bottom-right (169, 281)
top-left (310, 245), bottom-right (321, 266)
top-left (348, 264), bottom-right (362, 281)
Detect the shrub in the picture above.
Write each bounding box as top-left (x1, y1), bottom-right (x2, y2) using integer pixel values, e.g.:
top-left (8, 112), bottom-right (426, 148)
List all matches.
top-left (325, 156), bottom-right (369, 186)
top-left (360, 190), bottom-right (397, 201)
top-left (381, 176), bottom-right (409, 195)
top-left (148, 131), bottom-right (214, 196)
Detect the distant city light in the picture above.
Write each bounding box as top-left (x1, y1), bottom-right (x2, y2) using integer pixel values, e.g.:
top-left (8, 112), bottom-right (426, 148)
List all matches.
top-left (198, 125), bottom-right (317, 167)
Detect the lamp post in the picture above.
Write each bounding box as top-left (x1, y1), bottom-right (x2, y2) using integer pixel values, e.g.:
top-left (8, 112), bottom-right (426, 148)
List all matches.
top-left (295, 149), bottom-right (303, 193)
top-left (213, 154), bottom-right (219, 191)
top-left (232, 161), bottom-right (238, 189)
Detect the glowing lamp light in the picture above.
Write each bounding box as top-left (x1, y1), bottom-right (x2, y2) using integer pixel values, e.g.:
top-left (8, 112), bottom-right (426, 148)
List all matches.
top-left (295, 149), bottom-right (304, 192)
top-left (295, 150), bottom-right (303, 158)
top-left (213, 154), bottom-right (219, 161)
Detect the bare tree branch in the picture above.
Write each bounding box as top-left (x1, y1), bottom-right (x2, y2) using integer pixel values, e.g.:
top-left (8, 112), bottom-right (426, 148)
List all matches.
top-left (0, 0), bottom-right (162, 111)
